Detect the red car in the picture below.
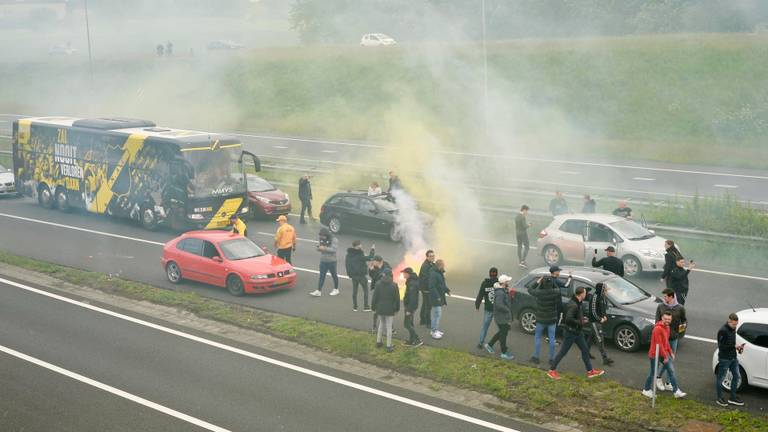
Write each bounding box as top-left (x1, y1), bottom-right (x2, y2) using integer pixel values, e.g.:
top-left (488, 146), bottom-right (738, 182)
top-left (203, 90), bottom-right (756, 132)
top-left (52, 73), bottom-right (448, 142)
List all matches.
top-left (246, 174), bottom-right (291, 219)
top-left (161, 230), bottom-right (296, 296)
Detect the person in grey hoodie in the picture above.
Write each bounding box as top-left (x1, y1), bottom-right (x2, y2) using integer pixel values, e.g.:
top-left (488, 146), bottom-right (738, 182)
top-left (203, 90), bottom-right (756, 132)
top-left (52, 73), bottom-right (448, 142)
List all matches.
top-left (309, 228), bottom-right (339, 297)
top-left (484, 274), bottom-right (515, 360)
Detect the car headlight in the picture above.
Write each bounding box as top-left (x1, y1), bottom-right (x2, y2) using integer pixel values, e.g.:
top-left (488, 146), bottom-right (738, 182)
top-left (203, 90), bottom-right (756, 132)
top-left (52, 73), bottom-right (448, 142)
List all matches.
top-left (250, 274), bottom-right (270, 280)
top-left (240, 207), bottom-right (249, 214)
top-left (188, 214), bottom-right (205, 220)
top-left (284, 193), bottom-right (289, 200)
top-left (639, 249), bottom-right (662, 258)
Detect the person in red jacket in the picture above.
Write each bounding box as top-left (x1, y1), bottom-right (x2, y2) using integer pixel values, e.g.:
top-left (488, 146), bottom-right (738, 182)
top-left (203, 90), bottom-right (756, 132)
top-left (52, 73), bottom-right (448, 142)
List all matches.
top-left (641, 312), bottom-right (686, 399)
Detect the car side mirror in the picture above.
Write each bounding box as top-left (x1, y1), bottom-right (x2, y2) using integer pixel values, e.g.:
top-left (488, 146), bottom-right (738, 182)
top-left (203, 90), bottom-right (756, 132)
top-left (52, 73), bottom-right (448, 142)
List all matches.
top-left (611, 238), bottom-right (618, 245)
top-left (212, 256), bottom-right (223, 263)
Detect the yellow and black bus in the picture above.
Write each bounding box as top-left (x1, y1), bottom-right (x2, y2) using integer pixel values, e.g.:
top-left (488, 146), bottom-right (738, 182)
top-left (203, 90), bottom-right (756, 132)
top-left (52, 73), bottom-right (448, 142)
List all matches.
top-left (12, 117), bottom-right (261, 230)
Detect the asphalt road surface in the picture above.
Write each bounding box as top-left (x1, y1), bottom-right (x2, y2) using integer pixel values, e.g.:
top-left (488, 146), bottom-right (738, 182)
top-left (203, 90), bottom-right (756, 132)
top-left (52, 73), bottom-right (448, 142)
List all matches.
top-left (0, 196), bottom-right (766, 412)
top-left (2, 114), bottom-right (768, 206)
top-left (0, 277), bottom-right (547, 432)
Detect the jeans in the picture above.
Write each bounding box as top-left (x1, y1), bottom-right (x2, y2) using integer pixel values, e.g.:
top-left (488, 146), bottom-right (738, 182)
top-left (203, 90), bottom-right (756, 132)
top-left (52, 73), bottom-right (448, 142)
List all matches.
top-left (300, 199), bottom-right (313, 222)
top-left (431, 306), bottom-right (442, 332)
top-left (658, 339), bottom-right (679, 379)
top-left (351, 276), bottom-right (369, 309)
top-left (419, 292), bottom-right (431, 325)
top-left (716, 358), bottom-right (740, 400)
top-left (478, 310), bottom-right (494, 345)
top-left (277, 247), bottom-right (292, 264)
top-left (376, 315), bottom-right (394, 347)
top-left (517, 234), bottom-right (530, 262)
top-left (644, 357), bottom-right (678, 392)
top-left (551, 331), bottom-right (593, 371)
top-left (404, 312), bottom-right (419, 343)
top-left (674, 290), bottom-right (687, 305)
top-left (587, 322), bottom-right (609, 360)
top-left (317, 261), bottom-right (338, 291)
top-left (488, 323), bottom-right (511, 354)
top-left (534, 322), bottom-right (557, 362)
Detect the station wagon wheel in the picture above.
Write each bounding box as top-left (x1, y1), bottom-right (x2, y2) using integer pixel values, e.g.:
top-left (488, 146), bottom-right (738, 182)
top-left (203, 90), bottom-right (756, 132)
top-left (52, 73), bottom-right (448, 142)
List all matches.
top-left (227, 274), bottom-right (245, 296)
top-left (328, 216), bottom-right (341, 234)
top-left (38, 185), bottom-right (54, 209)
top-left (622, 255), bottom-right (641, 277)
top-left (613, 324), bottom-right (640, 352)
top-left (542, 245), bottom-right (562, 266)
top-left (389, 225), bottom-right (402, 242)
top-left (519, 308), bottom-right (537, 334)
top-left (166, 262), bottom-right (182, 284)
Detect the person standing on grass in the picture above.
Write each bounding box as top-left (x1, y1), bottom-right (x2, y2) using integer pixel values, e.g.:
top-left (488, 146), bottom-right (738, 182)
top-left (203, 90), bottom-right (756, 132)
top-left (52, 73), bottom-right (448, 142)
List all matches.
top-left (345, 240), bottom-right (375, 311)
top-left (401, 267), bottom-right (423, 347)
top-left (274, 215), bottom-right (296, 264)
top-left (371, 273), bottom-right (400, 353)
top-left (547, 286), bottom-right (605, 380)
top-left (661, 240), bottom-right (682, 288)
top-left (641, 311), bottom-right (686, 399)
top-left (309, 228), bottom-right (339, 297)
top-left (515, 205), bottom-right (532, 268)
top-left (592, 246), bottom-right (624, 277)
top-left (429, 259), bottom-right (450, 340)
top-left (369, 256), bottom-right (392, 332)
top-left (484, 274), bottom-right (515, 360)
top-left (475, 267), bottom-right (499, 350)
top-left (418, 250), bottom-right (437, 327)
top-left (298, 174), bottom-right (313, 224)
top-left (669, 256), bottom-right (694, 305)
top-left (549, 191), bottom-right (569, 216)
top-left (655, 288), bottom-right (687, 392)
top-left (715, 313), bottom-right (745, 407)
top-left (586, 283), bottom-right (614, 366)
top-left (529, 266), bottom-right (569, 365)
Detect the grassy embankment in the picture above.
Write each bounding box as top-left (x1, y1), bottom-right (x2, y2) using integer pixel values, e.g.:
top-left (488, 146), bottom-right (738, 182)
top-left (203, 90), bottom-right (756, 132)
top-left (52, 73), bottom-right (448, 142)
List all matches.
top-left (0, 250), bottom-right (766, 432)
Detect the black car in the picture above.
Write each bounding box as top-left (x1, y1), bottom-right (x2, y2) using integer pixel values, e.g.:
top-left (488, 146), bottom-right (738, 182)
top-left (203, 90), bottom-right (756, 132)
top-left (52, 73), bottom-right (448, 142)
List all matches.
top-left (511, 266), bottom-right (661, 352)
top-left (319, 192), bottom-right (430, 242)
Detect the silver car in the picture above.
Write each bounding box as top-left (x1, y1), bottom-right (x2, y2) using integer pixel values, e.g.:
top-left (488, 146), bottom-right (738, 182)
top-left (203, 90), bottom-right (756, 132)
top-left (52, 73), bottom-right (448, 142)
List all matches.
top-left (0, 164), bottom-right (17, 196)
top-left (536, 213), bottom-right (667, 276)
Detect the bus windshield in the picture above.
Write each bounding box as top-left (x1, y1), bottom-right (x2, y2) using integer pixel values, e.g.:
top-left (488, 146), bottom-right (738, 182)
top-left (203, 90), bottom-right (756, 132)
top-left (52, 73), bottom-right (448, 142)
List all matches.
top-left (184, 148), bottom-right (245, 198)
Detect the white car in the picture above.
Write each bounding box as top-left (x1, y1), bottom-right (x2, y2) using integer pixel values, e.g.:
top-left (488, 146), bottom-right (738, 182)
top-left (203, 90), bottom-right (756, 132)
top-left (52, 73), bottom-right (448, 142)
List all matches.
top-left (360, 33), bottom-right (396, 47)
top-left (536, 213), bottom-right (668, 277)
top-left (712, 308), bottom-right (768, 391)
top-left (0, 164), bottom-right (18, 196)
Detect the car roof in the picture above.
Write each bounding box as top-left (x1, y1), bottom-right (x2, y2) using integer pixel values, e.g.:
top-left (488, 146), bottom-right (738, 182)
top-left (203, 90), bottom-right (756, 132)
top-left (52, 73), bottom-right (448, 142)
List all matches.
top-left (524, 266), bottom-right (617, 284)
top-left (180, 230), bottom-right (245, 242)
top-left (552, 213), bottom-right (627, 224)
top-left (734, 308), bottom-right (768, 324)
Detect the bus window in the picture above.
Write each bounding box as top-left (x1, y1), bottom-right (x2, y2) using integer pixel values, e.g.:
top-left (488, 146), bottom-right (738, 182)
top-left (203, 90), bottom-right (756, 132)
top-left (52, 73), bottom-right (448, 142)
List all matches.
top-left (184, 149), bottom-right (245, 198)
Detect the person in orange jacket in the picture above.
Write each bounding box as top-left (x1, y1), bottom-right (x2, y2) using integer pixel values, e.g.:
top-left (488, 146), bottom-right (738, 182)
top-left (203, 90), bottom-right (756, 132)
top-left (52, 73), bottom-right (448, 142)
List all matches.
top-left (274, 215), bottom-right (296, 264)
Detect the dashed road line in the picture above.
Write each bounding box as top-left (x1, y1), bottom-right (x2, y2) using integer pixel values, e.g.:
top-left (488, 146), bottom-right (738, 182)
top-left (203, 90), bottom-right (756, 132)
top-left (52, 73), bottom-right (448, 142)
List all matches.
top-left (632, 177), bottom-right (655, 181)
top-left (713, 184), bottom-right (739, 189)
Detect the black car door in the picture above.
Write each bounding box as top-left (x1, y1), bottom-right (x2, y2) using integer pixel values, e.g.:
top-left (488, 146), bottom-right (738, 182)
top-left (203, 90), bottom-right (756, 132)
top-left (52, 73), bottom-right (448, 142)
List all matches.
top-left (356, 197), bottom-right (388, 234)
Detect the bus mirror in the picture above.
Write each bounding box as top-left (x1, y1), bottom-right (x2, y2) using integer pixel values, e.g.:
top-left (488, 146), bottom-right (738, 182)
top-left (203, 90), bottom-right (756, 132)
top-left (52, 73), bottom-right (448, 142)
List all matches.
top-left (241, 151), bottom-right (261, 173)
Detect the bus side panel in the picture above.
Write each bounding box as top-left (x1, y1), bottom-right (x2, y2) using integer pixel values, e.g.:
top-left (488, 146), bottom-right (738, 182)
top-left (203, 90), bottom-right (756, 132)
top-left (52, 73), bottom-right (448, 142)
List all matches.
top-left (13, 122), bottom-right (64, 200)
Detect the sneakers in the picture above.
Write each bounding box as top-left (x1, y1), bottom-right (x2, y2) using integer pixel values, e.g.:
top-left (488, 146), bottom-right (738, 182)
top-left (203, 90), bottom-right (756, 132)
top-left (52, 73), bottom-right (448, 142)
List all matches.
top-left (603, 357), bottom-right (615, 366)
top-left (484, 344), bottom-right (495, 354)
top-left (476, 343), bottom-right (484, 350)
top-left (412, 339), bottom-right (424, 347)
top-left (363, 307), bottom-right (371, 312)
top-left (674, 389), bottom-right (687, 399)
top-left (547, 370), bottom-right (561, 380)
top-left (500, 353), bottom-right (514, 360)
top-left (655, 378), bottom-right (666, 392)
top-left (716, 398), bottom-right (729, 407)
top-left (309, 290), bottom-right (322, 297)
top-left (728, 397), bottom-right (745, 406)
top-left (376, 342), bottom-right (383, 349)
top-left (586, 369), bottom-right (605, 379)
top-left (641, 389), bottom-right (654, 399)
top-left (431, 331), bottom-right (443, 340)
top-left (386, 346), bottom-right (394, 353)
top-left (353, 307), bottom-right (358, 312)
top-left (529, 356), bottom-right (540, 365)
top-left (664, 383), bottom-right (673, 391)
top-left (519, 262), bottom-right (528, 268)
top-left (330, 289), bottom-right (340, 296)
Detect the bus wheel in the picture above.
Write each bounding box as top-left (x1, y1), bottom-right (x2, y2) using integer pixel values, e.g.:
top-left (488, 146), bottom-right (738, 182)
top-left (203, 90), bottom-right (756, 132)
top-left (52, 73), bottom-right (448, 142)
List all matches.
top-left (38, 185), bottom-right (54, 209)
top-left (141, 207), bottom-right (158, 230)
top-left (55, 188), bottom-right (71, 212)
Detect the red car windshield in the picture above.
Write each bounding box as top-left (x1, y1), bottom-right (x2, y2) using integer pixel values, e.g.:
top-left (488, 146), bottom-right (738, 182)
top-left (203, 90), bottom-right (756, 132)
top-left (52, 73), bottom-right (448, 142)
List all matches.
top-left (219, 238), bottom-right (266, 260)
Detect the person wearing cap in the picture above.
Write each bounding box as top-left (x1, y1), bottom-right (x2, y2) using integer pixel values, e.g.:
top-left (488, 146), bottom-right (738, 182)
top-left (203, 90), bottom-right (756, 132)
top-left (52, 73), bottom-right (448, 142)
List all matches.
top-left (229, 214), bottom-right (247, 237)
top-left (515, 206), bottom-right (532, 268)
top-left (484, 274), bottom-right (514, 360)
top-left (401, 267), bottom-right (423, 347)
top-left (591, 246), bottom-right (624, 277)
top-left (274, 215), bottom-right (296, 264)
top-left (529, 266), bottom-right (570, 365)
top-left (475, 267), bottom-right (499, 350)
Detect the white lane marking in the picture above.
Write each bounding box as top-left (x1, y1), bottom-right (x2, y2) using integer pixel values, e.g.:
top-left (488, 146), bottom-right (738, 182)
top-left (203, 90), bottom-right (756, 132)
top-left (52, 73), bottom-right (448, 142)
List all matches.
top-left (272, 145), bottom-right (289, 149)
top-left (685, 335), bottom-right (717, 344)
top-left (632, 177), bottom-right (655, 181)
top-left (0, 135), bottom-right (10, 139)
top-left (559, 171), bottom-right (579, 175)
top-left (232, 132), bottom-right (382, 149)
top-left (0, 343), bottom-right (231, 432)
top-left (321, 150), bottom-right (338, 154)
top-left (0, 278), bottom-right (523, 432)
top-left (713, 184), bottom-right (739, 189)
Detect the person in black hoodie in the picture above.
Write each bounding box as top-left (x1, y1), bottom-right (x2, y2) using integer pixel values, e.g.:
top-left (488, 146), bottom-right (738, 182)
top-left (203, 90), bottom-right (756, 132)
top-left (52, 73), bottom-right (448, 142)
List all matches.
top-left (661, 240), bottom-right (682, 288)
top-left (529, 266), bottom-right (570, 365)
top-left (475, 267), bottom-right (499, 350)
top-left (401, 267), bottom-right (422, 347)
top-left (369, 256), bottom-right (392, 332)
top-left (547, 287), bottom-right (605, 380)
top-left (418, 250), bottom-right (436, 327)
top-left (371, 273), bottom-right (400, 353)
top-left (586, 283), bottom-right (614, 365)
top-left (715, 313), bottom-right (745, 406)
top-left (669, 256), bottom-right (695, 305)
top-left (429, 259), bottom-right (450, 339)
top-left (344, 240), bottom-right (375, 311)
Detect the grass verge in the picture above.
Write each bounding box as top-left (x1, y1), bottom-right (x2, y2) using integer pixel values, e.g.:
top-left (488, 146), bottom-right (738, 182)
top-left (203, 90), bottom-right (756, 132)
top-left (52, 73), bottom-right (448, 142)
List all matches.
top-left (1, 250), bottom-right (765, 431)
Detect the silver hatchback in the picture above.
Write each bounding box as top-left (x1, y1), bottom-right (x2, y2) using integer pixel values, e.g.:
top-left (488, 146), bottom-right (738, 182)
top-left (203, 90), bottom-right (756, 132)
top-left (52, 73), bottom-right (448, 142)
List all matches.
top-left (536, 213), bottom-right (668, 277)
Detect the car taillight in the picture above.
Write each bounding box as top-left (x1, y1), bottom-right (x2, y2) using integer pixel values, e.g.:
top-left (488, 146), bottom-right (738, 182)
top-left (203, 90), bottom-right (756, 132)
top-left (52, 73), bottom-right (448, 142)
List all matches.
top-left (538, 230), bottom-right (547, 239)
